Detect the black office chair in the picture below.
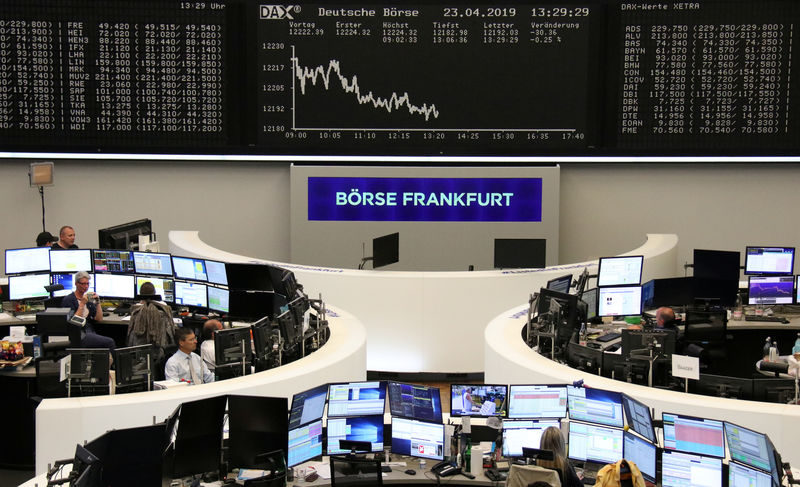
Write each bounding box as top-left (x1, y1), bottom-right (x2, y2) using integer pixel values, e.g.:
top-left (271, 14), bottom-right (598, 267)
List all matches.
top-left (329, 456), bottom-right (383, 486)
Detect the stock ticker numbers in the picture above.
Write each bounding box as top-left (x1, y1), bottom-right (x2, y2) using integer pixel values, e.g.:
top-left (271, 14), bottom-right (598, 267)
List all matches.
top-left (256, 3), bottom-right (600, 153)
top-left (0, 1), bottom-right (227, 149)
top-left (615, 0), bottom-right (800, 151)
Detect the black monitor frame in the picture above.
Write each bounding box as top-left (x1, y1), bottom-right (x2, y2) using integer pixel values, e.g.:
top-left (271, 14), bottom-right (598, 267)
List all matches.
top-left (92, 249), bottom-right (136, 274)
top-left (693, 249), bottom-right (741, 280)
top-left (113, 344), bottom-right (155, 393)
top-left (93, 273), bottom-right (136, 300)
top-left (275, 309), bottom-right (300, 350)
top-left (227, 395), bottom-right (289, 468)
top-left (387, 381), bottom-right (443, 423)
top-left (621, 328), bottom-right (676, 359)
top-left (166, 396), bottom-right (226, 479)
top-left (692, 374), bottom-right (753, 400)
top-left (745, 246), bottom-right (796, 276)
top-left (546, 273), bottom-right (573, 294)
top-left (621, 394), bottom-right (656, 444)
top-left (566, 341), bottom-right (603, 373)
top-left (4, 246), bottom-right (52, 275)
top-left (225, 263), bottom-right (274, 291)
top-left (752, 378), bottom-right (797, 404)
top-left (214, 326), bottom-right (253, 378)
top-left (97, 219), bottom-right (152, 251)
top-left (597, 255), bottom-right (644, 287)
top-left (449, 383), bottom-right (507, 418)
top-left (493, 238), bottom-right (546, 269)
top-left (252, 315), bottom-right (277, 372)
top-left (66, 348), bottom-right (111, 397)
top-left (373, 232), bottom-right (400, 268)
top-left (536, 287), bottom-right (581, 345)
top-left (289, 383), bottom-right (329, 430)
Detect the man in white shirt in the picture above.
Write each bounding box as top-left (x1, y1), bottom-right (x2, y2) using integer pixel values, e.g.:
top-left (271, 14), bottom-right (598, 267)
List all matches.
top-left (200, 319), bottom-right (223, 372)
top-left (165, 327), bottom-right (214, 385)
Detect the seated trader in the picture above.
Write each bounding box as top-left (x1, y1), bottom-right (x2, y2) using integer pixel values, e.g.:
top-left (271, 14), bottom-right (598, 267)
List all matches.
top-left (127, 282), bottom-right (176, 362)
top-left (52, 225), bottom-right (78, 249)
top-left (36, 231), bottom-right (57, 247)
top-left (536, 426), bottom-right (582, 487)
top-left (656, 306), bottom-right (680, 332)
top-left (165, 327), bottom-right (214, 385)
top-left (62, 271), bottom-right (116, 349)
top-left (200, 319), bottom-right (223, 372)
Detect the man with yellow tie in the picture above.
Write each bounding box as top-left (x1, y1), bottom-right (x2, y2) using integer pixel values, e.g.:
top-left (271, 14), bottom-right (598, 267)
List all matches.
top-left (165, 327), bottom-right (215, 385)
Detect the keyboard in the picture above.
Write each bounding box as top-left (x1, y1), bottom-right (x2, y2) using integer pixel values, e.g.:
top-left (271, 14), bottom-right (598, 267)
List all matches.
top-left (745, 315), bottom-right (788, 323)
top-left (595, 332), bottom-right (621, 343)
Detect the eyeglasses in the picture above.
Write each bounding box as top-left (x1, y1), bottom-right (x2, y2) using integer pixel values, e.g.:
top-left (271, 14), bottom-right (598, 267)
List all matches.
top-left (77, 281), bottom-right (90, 286)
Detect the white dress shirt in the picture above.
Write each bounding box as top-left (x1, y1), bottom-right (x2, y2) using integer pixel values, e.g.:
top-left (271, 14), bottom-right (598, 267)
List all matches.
top-left (165, 349), bottom-right (214, 385)
top-left (200, 339), bottom-right (216, 372)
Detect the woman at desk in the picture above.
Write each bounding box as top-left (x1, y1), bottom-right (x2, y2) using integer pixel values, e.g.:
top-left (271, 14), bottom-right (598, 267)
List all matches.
top-left (61, 271), bottom-right (116, 349)
top-left (537, 427), bottom-right (582, 487)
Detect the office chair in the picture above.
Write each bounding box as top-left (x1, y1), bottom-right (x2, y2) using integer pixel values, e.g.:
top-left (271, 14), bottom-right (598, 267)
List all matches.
top-left (242, 449), bottom-right (287, 487)
top-left (506, 464), bottom-right (561, 487)
top-left (329, 455), bottom-right (383, 486)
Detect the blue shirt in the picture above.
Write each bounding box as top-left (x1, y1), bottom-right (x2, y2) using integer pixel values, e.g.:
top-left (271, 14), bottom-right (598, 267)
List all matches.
top-left (62, 292), bottom-right (98, 332)
top-left (165, 349), bottom-right (214, 385)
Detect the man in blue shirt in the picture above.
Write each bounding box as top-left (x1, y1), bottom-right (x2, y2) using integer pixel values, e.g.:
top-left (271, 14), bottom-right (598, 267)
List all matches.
top-left (165, 327), bottom-right (214, 385)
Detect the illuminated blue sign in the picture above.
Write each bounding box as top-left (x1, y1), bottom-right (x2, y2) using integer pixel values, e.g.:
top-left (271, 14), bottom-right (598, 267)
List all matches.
top-left (308, 177), bottom-right (543, 222)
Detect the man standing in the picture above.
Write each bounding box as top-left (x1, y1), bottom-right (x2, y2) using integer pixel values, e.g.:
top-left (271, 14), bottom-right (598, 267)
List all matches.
top-left (165, 327), bottom-right (214, 385)
top-left (52, 226), bottom-right (78, 249)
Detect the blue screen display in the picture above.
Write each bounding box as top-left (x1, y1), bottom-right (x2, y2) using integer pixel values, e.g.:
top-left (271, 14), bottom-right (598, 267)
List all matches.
top-left (308, 177), bottom-right (543, 222)
top-left (326, 416), bottom-right (384, 455)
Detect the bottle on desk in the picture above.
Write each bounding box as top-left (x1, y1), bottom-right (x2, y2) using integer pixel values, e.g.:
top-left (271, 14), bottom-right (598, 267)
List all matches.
top-left (763, 337), bottom-right (772, 360)
top-left (769, 341), bottom-right (779, 362)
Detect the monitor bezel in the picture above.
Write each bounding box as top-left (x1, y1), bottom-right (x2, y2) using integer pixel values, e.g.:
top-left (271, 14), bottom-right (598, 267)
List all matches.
top-left (4, 246), bottom-right (52, 275)
top-left (660, 450), bottom-right (723, 487)
top-left (91, 249), bottom-right (136, 274)
top-left (546, 274), bottom-right (573, 293)
top-left (325, 415), bottom-right (385, 455)
top-left (132, 251), bottom-right (174, 277)
top-left (501, 418), bottom-right (561, 458)
top-left (747, 275), bottom-right (795, 306)
top-left (173, 280), bottom-right (209, 309)
top-left (566, 385), bottom-right (625, 428)
top-left (390, 416), bottom-right (445, 461)
top-left (661, 411), bottom-right (725, 458)
top-left (449, 383), bottom-right (508, 418)
top-left (597, 255), bottom-right (644, 287)
top-left (326, 381), bottom-right (387, 418)
top-left (744, 246), bottom-right (796, 276)
top-left (597, 285), bottom-right (643, 317)
top-left (48, 249), bottom-right (93, 273)
top-left (171, 255), bottom-right (209, 282)
top-left (566, 420), bottom-right (624, 464)
top-left (206, 285), bottom-right (230, 314)
top-left (204, 259), bottom-right (228, 286)
top-left (622, 430), bottom-right (657, 483)
top-left (723, 421), bottom-right (772, 474)
top-left (93, 273), bottom-right (136, 300)
top-left (506, 384), bottom-right (568, 420)
top-left (134, 275), bottom-right (175, 303)
top-left (386, 380), bottom-right (443, 423)
top-left (287, 418), bottom-right (324, 467)
top-left (289, 383), bottom-right (329, 430)
top-left (8, 273), bottom-right (52, 300)
top-left (621, 393), bottom-right (656, 444)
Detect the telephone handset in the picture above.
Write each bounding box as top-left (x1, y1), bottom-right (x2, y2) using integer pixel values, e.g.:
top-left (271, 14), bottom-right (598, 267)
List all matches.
top-left (431, 461), bottom-right (460, 477)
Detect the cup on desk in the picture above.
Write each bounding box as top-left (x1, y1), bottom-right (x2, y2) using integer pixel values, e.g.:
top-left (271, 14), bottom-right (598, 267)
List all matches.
top-left (419, 459), bottom-right (426, 471)
top-left (295, 466), bottom-right (305, 482)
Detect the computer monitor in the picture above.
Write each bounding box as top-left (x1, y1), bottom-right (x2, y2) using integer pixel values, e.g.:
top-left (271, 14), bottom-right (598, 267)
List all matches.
top-left (581, 288), bottom-right (598, 320)
top-left (450, 384), bottom-right (507, 417)
top-left (391, 417), bottom-right (445, 461)
top-left (327, 381), bottom-right (387, 417)
top-left (225, 263), bottom-right (274, 291)
top-left (135, 276), bottom-right (174, 303)
top-left (752, 378), bottom-right (797, 404)
top-left (567, 386), bottom-right (624, 428)
top-left (546, 274), bottom-right (572, 294)
top-left (204, 259), bottom-right (228, 286)
top-left (598, 286), bottom-right (642, 317)
top-left (289, 384), bottom-right (329, 430)
top-left (493, 238), bottom-right (546, 269)
top-left (502, 420), bottom-right (560, 457)
top-left (213, 326), bottom-right (253, 377)
top-left (172, 256), bottom-right (208, 282)
top-left (728, 461), bottom-right (773, 487)
top-left (748, 275), bottom-right (794, 305)
top-left (66, 348), bottom-right (110, 396)
top-left (92, 250), bottom-right (135, 273)
top-left (373, 232), bottom-right (399, 268)
top-left (694, 249), bottom-right (741, 280)
top-left (567, 421), bottom-right (623, 464)
top-left (207, 286), bottom-right (229, 314)
top-left (52, 272), bottom-right (95, 297)
top-left (692, 374), bottom-right (753, 400)
top-left (326, 415), bottom-right (384, 455)
top-left (82, 424), bottom-right (165, 487)
top-left (166, 396), bottom-right (226, 478)
top-left (536, 287), bottom-right (582, 344)
top-left (597, 255), bottom-right (644, 286)
top-left (229, 290), bottom-right (275, 321)
top-left (661, 451), bottom-right (722, 487)
top-left (5, 247), bottom-right (51, 275)
top-left (174, 281), bottom-right (208, 308)
top-left (621, 394), bottom-right (656, 444)
top-left (724, 422), bottom-right (772, 473)
top-left (662, 412), bottom-right (724, 457)
top-left (97, 219), bottom-right (152, 250)
top-left (623, 431), bottom-right (656, 483)
top-left (275, 309), bottom-right (300, 349)
top-left (71, 443), bottom-right (102, 487)
top-left (507, 384), bottom-right (567, 419)
top-left (387, 381), bottom-right (443, 422)
top-left (227, 395), bottom-right (288, 468)
top-left (252, 317), bottom-right (277, 372)
top-left (9, 273), bottom-right (52, 300)
top-left (288, 419), bottom-right (323, 467)
top-left (113, 345), bottom-right (155, 393)
top-left (745, 246), bottom-right (795, 275)
top-left (566, 342), bottom-right (603, 373)
top-left (641, 277), bottom-right (693, 309)
top-left (692, 277), bottom-right (739, 307)
top-left (132, 251), bottom-right (173, 277)
top-left (621, 329), bottom-right (676, 359)
top-left (94, 273), bottom-right (135, 300)
top-left (49, 249), bottom-right (92, 273)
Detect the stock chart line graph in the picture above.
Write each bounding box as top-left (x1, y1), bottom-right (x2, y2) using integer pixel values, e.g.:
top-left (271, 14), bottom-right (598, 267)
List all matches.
top-left (291, 47), bottom-right (441, 128)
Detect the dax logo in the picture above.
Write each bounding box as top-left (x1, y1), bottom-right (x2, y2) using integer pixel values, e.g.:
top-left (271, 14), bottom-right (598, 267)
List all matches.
top-left (260, 4), bottom-right (299, 20)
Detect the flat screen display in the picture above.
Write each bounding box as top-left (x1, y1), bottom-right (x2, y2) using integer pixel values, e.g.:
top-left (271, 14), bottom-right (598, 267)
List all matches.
top-left (390, 417), bottom-right (445, 461)
top-left (567, 386), bottom-right (624, 428)
top-left (621, 394), bottom-right (656, 444)
top-left (326, 415), bottom-right (384, 455)
top-left (581, 288), bottom-right (598, 320)
top-left (493, 239), bottom-right (546, 269)
top-left (728, 461), bottom-right (773, 487)
top-left (387, 382), bottom-right (442, 423)
top-left (9, 273), bottom-right (51, 300)
top-left (287, 419), bottom-right (323, 468)
top-left (174, 281), bottom-right (208, 308)
top-left (597, 255), bottom-right (644, 286)
top-left (623, 431), bottom-right (656, 483)
top-left (724, 422), bottom-right (772, 473)
top-left (327, 381), bottom-right (386, 418)
top-left (507, 384), bottom-right (567, 419)
top-left (172, 256), bottom-right (208, 282)
top-left (546, 274), bottom-right (572, 294)
top-left (207, 286), bottom-right (229, 313)
top-left (289, 384), bottom-right (328, 430)
top-left (52, 272), bottom-right (95, 298)
top-left (567, 421), bottom-right (623, 464)
top-left (49, 249), bottom-right (92, 273)
top-left (662, 412), bottom-right (724, 458)
top-left (745, 246), bottom-right (795, 275)
top-left (450, 384), bottom-right (507, 417)
top-left (694, 249), bottom-right (741, 280)
top-left (92, 250), bottom-right (135, 273)
top-left (135, 276), bottom-right (174, 303)
top-left (598, 286), bottom-right (642, 317)
top-left (502, 420), bottom-right (560, 457)
top-left (661, 451), bottom-right (722, 487)
top-left (133, 251), bottom-right (173, 276)
top-left (748, 276), bottom-right (794, 305)
top-left (94, 273), bottom-right (135, 299)
top-left (205, 260), bottom-right (228, 286)
top-left (5, 247), bottom-right (51, 275)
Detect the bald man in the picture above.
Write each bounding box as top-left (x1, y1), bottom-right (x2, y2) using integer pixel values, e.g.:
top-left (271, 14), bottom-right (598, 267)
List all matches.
top-left (656, 307), bottom-right (679, 332)
top-left (200, 319), bottom-right (224, 371)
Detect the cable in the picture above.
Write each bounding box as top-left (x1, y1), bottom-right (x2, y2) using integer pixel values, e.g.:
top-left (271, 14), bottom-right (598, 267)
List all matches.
top-left (39, 185), bottom-right (46, 231)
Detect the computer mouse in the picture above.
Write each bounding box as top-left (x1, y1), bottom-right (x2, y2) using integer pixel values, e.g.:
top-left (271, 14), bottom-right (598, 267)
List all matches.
top-left (404, 469), bottom-right (417, 475)
top-left (304, 471), bottom-right (319, 482)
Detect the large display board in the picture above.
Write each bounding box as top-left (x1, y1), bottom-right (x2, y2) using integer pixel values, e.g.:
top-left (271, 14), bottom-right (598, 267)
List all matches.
top-left (1, 0), bottom-right (799, 156)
